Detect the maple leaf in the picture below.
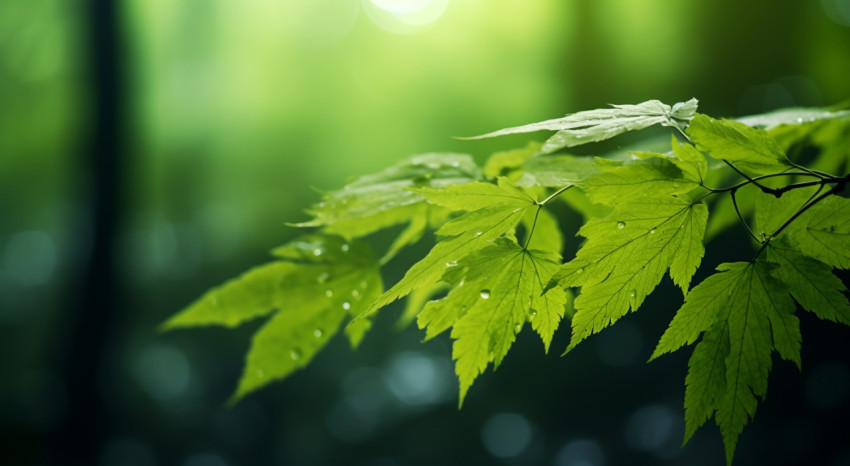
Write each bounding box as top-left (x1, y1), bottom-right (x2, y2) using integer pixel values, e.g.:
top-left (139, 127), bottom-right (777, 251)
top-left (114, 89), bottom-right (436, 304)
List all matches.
top-left (162, 235), bottom-right (382, 402)
top-left (418, 238), bottom-right (568, 405)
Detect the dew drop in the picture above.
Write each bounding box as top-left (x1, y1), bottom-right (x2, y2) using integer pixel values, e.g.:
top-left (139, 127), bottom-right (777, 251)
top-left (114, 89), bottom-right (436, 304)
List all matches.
top-left (290, 349), bottom-right (302, 360)
top-left (342, 301), bottom-right (351, 310)
top-left (317, 273), bottom-right (330, 284)
top-left (514, 323), bottom-right (522, 332)
top-left (617, 222), bottom-right (626, 229)
top-left (649, 228), bottom-right (656, 234)
top-left (325, 289), bottom-right (333, 298)
top-left (796, 117), bottom-right (804, 123)
top-left (576, 268), bottom-right (584, 274)
top-left (313, 328), bottom-right (323, 338)
top-left (351, 289), bottom-right (360, 298)
top-left (341, 244), bottom-right (350, 252)
top-left (446, 260), bottom-right (458, 268)
top-left (629, 290), bottom-right (636, 298)
top-left (529, 310), bottom-right (538, 320)
top-left (480, 289), bottom-right (491, 299)
top-left (475, 231), bottom-right (483, 237)
top-left (312, 249), bottom-right (322, 256)
top-left (450, 161), bottom-right (460, 167)
top-left (360, 281), bottom-right (368, 289)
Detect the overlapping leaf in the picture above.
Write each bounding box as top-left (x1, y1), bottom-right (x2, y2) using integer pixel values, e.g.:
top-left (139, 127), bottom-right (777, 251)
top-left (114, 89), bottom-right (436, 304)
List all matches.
top-left (578, 157), bottom-right (699, 205)
top-left (651, 261), bottom-right (799, 465)
top-left (549, 194), bottom-right (708, 352)
top-left (688, 114), bottom-right (792, 174)
top-left (295, 153), bottom-right (480, 258)
top-left (464, 98), bottom-right (698, 153)
top-left (162, 235), bottom-right (382, 401)
top-left (417, 238), bottom-right (568, 404)
top-left (787, 195), bottom-right (850, 269)
top-left (366, 177), bottom-right (539, 314)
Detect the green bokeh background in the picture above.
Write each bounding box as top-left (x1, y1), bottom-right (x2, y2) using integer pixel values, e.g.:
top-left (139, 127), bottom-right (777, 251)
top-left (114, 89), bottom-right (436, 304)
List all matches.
top-left (1, 1), bottom-right (849, 465)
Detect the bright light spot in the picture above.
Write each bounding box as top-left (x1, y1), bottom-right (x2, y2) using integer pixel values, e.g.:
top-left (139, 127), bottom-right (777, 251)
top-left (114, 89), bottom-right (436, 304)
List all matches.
top-left (383, 351), bottom-right (450, 406)
top-left (624, 405), bottom-right (676, 453)
top-left (133, 344), bottom-right (191, 401)
top-left (1, 230), bottom-right (57, 286)
top-left (481, 412), bottom-right (533, 458)
top-left (362, 0), bottom-right (449, 34)
top-left (555, 439), bottom-right (605, 466)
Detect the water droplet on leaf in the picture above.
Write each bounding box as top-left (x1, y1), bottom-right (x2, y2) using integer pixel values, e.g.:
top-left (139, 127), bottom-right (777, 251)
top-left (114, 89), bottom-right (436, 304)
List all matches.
top-left (317, 273), bottom-right (329, 283)
top-left (617, 222), bottom-right (626, 229)
top-left (313, 329), bottom-right (323, 338)
top-left (341, 244), bottom-right (350, 252)
top-left (514, 323), bottom-right (522, 332)
top-left (446, 260), bottom-right (458, 268)
top-left (649, 228), bottom-right (656, 234)
top-left (480, 289), bottom-right (490, 299)
top-left (312, 249), bottom-right (322, 256)
top-left (529, 310), bottom-right (538, 320)
top-left (351, 289), bottom-right (360, 298)
top-left (342, 301), bottom-right (351, 310)
top-left (325, 289), bottom-right (333, 297)
top-left (290, 349), bottom-right (302, 360)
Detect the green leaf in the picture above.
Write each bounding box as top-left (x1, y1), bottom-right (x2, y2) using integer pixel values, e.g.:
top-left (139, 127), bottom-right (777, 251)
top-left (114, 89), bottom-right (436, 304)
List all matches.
top-left (754, 187), bottom-right (816, 237)
top-left (550, 195), bottom-right (708, 352)
top-left (164, 235), bottom-right (382, 402)
top-left (652, 262), bottom-right (799, 465)
top-left (517, 154), bottom-right (599, 188)
top-left (366, 178), bottom-right (538, 315)
top-left (688, 114), bottom-right (792, 174)
top-left (766, 244), bottom-right (850, 325)
top-left (683, 322), bottom-right (729, 444)
top-left (671, 135), bottom-right (708, 183)
top-left (579, 158), bottom-right (698, 206)
top-left (737, 106), bottom-right (850, 130)
top-left (296, 153), bottom-right (480, 239)
top-left (787, 195), bottom-right (850, 268)
top-left (419, 239), bottom-right (567, 405)
top-left (521, 206), bottom-right (563, 254)
top-left (463, 99), bottom-right (698, 153)
top-left (483, 142), bottom-right (542, 178)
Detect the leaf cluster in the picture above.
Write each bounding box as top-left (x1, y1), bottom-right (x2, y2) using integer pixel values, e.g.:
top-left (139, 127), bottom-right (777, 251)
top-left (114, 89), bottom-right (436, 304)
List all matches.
top-left (163, 99), bottom-right (850, 464)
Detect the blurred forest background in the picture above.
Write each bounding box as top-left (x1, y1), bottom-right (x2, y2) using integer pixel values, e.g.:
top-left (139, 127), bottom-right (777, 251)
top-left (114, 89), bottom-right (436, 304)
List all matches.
top-left (1, 1), bottom-right (850, 465)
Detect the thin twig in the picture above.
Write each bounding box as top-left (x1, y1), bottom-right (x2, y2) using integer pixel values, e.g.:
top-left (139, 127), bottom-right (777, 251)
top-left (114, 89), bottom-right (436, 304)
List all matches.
top-left (730, 187), bottom-right (761, 244)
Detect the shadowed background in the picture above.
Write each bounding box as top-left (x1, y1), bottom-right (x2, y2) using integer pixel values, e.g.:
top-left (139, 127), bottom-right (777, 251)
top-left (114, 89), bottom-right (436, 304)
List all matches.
top-left (1, 1), bottom-right (850, 465)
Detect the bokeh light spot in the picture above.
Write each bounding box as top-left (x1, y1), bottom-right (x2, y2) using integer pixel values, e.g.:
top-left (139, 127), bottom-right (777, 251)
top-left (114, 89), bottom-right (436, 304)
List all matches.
top-left (555, 439), bottom-right (605, 466)
top-left (481, 412), bottom-right (532, 458)
top-left (133, 344), bottom-right (191, 402)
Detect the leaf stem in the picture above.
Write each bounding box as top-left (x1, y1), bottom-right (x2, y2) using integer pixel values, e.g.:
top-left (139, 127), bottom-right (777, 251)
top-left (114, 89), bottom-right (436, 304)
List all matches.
top-left (730, 187), bottom-right (762, 244)
top-left (523, 205), bottom-right (542, 251)
top-left (753, 174), bottom-right (849, 258)
top-left (524, 184), bottom-right (573, 250)
top-left (539, 184), bottom-right (573, 206)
